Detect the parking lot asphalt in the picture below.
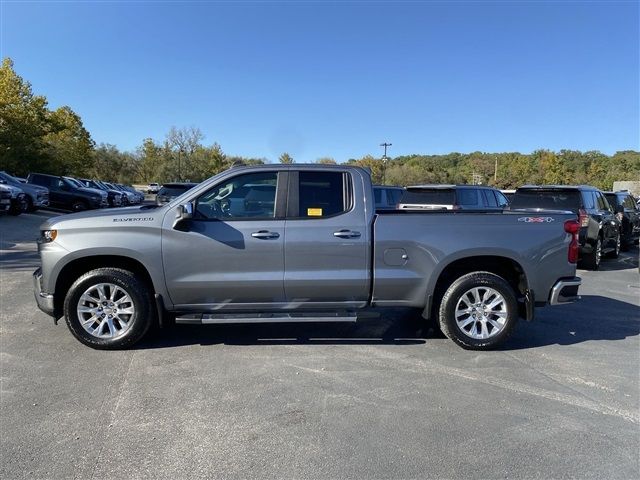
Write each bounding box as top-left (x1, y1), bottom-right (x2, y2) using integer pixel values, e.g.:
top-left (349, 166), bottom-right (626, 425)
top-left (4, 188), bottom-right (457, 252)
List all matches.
top-left (1, 211), bottom-right (639, 479)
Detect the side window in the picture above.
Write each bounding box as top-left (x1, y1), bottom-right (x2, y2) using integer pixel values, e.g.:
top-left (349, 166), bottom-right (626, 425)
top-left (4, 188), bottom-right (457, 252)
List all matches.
top-left (582, 191), bottom-right (596, 210)
top-left (495, 191), bottom-right (509, 207)
top-left (195, 172), bottom-right (278, 220)
top-left (373, 189), bottom-right (382, 206)
top-left (458, 189), bottom-right (479, 206)
top-left (297, 171), bottom-right (347, 218)
top-left (388, 189), bottom-right (403, 206)
top-left (623, 195), bottom-right (636, 210)
top-left (482, 190), bottom-right (498, 207)
top-left (595, 192), bottom-right (608, 211)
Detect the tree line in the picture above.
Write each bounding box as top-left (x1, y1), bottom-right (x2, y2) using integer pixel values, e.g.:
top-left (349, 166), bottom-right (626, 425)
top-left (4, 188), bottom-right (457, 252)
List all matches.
top-left (1, 57), bottom-right (638, 190)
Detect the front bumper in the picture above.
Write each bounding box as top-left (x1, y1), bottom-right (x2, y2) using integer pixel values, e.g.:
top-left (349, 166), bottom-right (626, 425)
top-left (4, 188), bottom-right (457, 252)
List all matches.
top-left (549, 277), bottom-right (582, 305)
top-left (33, 268), bottom-right (56, 317)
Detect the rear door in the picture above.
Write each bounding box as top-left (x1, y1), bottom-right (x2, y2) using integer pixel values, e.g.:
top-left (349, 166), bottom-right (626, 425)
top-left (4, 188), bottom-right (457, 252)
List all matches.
top-left (283, 170), bottom-right (370, 308)
top-left (594, 191), bottom-right (617, 248)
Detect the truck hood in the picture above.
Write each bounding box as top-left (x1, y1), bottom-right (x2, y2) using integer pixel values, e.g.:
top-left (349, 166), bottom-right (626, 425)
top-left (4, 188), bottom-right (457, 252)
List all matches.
top-left (41, 205), bottom-right (163, 230)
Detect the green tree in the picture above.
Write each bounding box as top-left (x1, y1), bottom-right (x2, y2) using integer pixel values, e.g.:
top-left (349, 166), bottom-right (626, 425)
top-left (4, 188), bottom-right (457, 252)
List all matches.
top-left (279, 152), bottom-right (294, 164)
top-left (315, 157), bottom-right (336, 164)
top-left (44, 106), bottom-right (95, 176)
top-left (0, 57), bottom-right (50, 175)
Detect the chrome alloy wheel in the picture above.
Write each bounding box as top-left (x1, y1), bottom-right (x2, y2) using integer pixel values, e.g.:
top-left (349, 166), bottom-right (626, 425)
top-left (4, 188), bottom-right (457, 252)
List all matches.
top-left (76, 283), bottom-right (135, 339)
top-left (455, 287), bottom-right (508, 340)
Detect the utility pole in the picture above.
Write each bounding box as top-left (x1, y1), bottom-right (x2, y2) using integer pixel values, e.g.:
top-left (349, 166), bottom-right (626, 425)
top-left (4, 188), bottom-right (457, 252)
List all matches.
top-left (494, 156), bottom-right (498, 183)
top-left (380, 142), bottom-right (392, 184)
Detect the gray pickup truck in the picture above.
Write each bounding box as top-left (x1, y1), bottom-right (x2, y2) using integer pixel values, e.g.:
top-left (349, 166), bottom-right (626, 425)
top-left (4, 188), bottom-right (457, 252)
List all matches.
top-left (34, 165), bottom-right (581, 350)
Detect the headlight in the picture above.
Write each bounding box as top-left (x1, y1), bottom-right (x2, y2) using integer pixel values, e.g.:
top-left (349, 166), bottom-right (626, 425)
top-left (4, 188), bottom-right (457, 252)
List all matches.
top-left (41, 230), bottom-right (57, 243)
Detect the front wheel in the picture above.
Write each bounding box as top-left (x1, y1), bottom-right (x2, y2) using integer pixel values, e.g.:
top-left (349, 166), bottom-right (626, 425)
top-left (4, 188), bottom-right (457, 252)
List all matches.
top-left (438, 272), bottom-right (519, 350)
top-left (63, 268), bottom-right (153, 349)
top-left (71, 200), bottom-right (88, 212)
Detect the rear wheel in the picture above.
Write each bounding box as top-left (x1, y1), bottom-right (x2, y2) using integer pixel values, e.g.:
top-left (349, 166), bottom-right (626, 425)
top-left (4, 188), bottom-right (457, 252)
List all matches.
top-left (63, 268), bottom-right (153, 349)
top-left (607, 232), bottom-right (621, 259)
top-left (580, 236), bottom-right (602, 270)
top-left (438, 272), bottom-right (518, 350)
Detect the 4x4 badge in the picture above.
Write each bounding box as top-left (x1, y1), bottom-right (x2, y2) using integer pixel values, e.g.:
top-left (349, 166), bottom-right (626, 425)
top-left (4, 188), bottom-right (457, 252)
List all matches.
top-left (518, 217), bottom-right (555, 223)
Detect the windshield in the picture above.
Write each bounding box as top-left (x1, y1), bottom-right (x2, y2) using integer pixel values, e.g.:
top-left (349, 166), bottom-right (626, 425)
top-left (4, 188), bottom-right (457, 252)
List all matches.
top-left (510, 189), bottom-right (582, 210)
top-left (64, 177), bottom-right (84, 188)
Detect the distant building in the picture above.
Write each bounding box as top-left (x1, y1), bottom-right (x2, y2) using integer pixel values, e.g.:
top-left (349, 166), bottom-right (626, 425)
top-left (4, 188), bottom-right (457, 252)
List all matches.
top-left (612, 181), bottom-right (640, 197)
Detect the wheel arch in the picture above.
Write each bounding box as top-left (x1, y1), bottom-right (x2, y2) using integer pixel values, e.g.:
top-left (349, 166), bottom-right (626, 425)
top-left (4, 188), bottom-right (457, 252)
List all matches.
top-left (425, 255), bottom-right (529, 321)
top-left (53, 255), bottom-right (155, 317)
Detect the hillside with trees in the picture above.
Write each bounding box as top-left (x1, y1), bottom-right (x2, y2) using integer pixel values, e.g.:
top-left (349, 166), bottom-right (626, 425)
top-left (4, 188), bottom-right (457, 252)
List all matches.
top-left (1, 57), bottom-right (638, 190)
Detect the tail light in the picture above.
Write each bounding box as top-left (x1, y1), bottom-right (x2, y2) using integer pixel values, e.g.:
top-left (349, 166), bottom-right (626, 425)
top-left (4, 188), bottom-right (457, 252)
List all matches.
top-left (564, 219), bottom-right (580, 264)
top-left (578, 209), bottom-right (589, 227)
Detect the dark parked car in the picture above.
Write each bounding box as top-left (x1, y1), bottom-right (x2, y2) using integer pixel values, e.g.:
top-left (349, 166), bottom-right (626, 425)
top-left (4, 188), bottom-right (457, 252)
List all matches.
top-left (27, 173), bottom-right (108, 211)
top-left (510, 185), bottom-right (621, 270)
top-left (399, 185), bottom-right (509, 210)
top-left (0, 184), bottom-right (14, 214)
top-left (604, 191), bottom-right (640, 250)
top-left (77, 178), bottom-right (123, 207)
top-left (0, 171), bottom-right (49, 211)
top-left (0, 181), bottom-right (28, 215)
top-left (373, 186), bottom-right (404, 211)
top-left (156, 182), bottom-right (197, 205)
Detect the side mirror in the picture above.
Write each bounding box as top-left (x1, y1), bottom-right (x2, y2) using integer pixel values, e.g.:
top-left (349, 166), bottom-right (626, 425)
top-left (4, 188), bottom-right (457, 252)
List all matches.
top-left (173, 202), bottom-right (193, 229)
top-left (179, 202), bottom-right (194, 219)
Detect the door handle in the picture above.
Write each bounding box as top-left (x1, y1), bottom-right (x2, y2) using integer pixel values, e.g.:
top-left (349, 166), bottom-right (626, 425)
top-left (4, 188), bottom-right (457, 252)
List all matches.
top-left (333, 229), bottom-right (361, 239)
top-left (251, 230), bottom-right (280, 239)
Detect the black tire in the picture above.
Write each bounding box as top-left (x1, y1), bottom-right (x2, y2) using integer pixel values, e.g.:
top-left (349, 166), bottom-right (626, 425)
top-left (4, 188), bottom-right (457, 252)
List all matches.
top-left (607, 232), bottom-right (621, 259)
top-left (438, 271), bottom-right (519, 350)
top-left (26, 196), bottom-right (37, 213)
top-left (580, 236), bottom-right (602, 270)
top-left (620, 232), bottom-right (631, 252)
top-left (71, 200), bottom-right (88, 212)
top-left (8, 203), bottom-right (22, 216)
top-left (63, 268), bottom-right (154, 349)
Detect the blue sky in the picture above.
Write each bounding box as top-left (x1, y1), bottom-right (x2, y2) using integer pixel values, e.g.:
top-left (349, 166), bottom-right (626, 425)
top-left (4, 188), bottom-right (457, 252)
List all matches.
top-left (1, 1), bottom-right (638, 161)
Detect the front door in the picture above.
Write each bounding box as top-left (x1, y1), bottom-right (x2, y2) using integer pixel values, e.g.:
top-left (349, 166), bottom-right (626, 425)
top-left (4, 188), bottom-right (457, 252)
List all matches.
top-left (283, 170), bottom-right (370, 308)
top-left (162, 170), bottom-right (287, 309)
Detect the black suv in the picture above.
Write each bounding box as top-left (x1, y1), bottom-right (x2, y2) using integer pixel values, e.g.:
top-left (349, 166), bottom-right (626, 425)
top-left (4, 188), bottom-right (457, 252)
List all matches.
top-left (156, 182), bottom-right (197, 206)
top-left (398, 184), bottom-right (509, 210)
top-left (604, 191), bottom-right (640, 251)
top-left (510, 185), bottom-right (621, 270)
top-left (27, 173), bottom-right (108, 211)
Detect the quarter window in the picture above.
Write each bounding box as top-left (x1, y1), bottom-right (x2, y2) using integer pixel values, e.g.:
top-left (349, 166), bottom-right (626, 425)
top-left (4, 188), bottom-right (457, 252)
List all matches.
top-left (482, 190), bottom-right (498, 207)
top-left (495, 191), bottom-right (509, 207)
top-left (195, 172), bottom-right (278, 220)
top-left (457, 189), bottom-right (479, 206)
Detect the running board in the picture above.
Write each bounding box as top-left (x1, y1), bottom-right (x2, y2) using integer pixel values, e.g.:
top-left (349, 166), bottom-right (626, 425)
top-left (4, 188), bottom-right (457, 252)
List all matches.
top-left (175, 312), bottom-right (358, 325)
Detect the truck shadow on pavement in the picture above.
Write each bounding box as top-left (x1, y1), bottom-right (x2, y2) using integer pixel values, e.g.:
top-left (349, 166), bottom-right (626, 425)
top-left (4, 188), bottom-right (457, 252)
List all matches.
top-left (135, 295), bottom-right (639, 350)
